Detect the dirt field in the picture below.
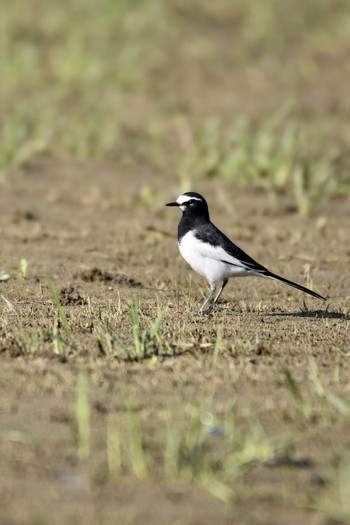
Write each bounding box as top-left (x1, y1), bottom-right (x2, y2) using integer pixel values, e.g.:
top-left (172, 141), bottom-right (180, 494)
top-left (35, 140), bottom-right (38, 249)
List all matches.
top-left (2, 1), bottom-right (350, 524)
top-left (0, 158), bottom-right (349, 525)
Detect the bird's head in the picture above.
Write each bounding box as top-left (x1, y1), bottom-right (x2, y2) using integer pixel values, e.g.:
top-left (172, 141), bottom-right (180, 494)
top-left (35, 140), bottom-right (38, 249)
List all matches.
top-left (166, 192), bottom-right (209, 218)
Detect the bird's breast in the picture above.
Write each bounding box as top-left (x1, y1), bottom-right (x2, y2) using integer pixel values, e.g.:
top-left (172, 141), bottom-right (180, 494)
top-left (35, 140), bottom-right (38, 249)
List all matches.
top-left (178, 231), bottom-right (228, 282)
top-left (178, 232), bottom-right (204, 274)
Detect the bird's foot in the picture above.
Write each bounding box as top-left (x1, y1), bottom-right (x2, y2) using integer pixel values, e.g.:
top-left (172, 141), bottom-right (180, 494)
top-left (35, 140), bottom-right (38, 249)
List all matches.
top-left (197, 306), bottom-right (212, 315)
top-left (210, 303), bottom-right (225, 310)
top-left (197, 302), bottom-right (227, 314)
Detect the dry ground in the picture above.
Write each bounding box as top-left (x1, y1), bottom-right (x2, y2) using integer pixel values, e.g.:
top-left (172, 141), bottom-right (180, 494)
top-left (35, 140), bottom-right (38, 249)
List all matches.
top-left (0, 160), bottom-right (349, 525)
top-left (2, 1), bottom-right (350, 523)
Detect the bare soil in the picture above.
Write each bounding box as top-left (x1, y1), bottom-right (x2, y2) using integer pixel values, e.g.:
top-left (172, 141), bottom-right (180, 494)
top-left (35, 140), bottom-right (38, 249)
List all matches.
top-left (0, 158), bottom-right (350, 525)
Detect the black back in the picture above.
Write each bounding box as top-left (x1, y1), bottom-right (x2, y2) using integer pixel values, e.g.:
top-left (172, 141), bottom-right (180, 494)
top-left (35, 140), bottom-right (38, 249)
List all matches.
top-left (194, 221), bottom-right (269, 272)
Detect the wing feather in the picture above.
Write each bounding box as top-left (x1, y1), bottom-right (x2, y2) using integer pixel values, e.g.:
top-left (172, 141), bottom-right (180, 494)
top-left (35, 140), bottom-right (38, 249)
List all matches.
top-left (194, 223), bottom-right (269, 274)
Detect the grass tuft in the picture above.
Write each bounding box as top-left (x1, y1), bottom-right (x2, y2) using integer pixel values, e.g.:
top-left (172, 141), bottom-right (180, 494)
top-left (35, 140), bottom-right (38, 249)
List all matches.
top-left (47, 276), bottom-right (77, 353)
top-left (130, 296), bottom-right (164, 360)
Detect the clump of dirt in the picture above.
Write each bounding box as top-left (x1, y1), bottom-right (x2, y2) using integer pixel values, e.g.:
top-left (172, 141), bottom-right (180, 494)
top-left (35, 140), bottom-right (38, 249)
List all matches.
top-left (0, 335), bottom-right (23, 357)
top-left (59, 286), bottom-right (87, 306)
top-left (75, 267), bottom-right (142, 287)
top-left (12, 210), bottom-right (39, 222)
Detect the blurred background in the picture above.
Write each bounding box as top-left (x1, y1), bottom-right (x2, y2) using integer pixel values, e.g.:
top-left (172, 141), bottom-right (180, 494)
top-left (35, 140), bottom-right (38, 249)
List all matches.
top-left (1, 0), bottom-right (350, 213)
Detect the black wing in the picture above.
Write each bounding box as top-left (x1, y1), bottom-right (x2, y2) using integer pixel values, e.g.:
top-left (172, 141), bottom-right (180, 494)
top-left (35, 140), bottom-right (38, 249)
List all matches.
top-left (194, 222), bottom-right (269, 273)
top-left (194, 222), bottom-right (326, 300)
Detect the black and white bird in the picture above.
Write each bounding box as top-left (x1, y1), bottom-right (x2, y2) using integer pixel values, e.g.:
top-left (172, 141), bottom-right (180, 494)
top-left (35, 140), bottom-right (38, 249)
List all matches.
top-left (166, 192), bottom-right (325, 313)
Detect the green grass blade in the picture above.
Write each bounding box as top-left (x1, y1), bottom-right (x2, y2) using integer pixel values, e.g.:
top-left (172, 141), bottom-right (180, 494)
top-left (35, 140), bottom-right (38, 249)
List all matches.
top-left (75, 370), bottom-right (90, 460)
top-left (47, 276), bottom-right (76, 349)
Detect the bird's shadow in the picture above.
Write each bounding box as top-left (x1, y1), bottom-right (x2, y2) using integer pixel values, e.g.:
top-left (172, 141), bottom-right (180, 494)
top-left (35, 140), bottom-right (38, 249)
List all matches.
top-left (267, 305), bottom-right (349, 320)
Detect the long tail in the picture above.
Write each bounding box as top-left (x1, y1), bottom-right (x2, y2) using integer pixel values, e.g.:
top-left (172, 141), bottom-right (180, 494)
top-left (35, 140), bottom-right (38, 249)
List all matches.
top-left (263, 271), bottom-right (326, 300)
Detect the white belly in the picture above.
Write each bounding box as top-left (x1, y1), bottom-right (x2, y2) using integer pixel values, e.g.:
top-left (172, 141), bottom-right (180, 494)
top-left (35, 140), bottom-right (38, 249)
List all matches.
top-left (178, 231), bottom-right (248, 285)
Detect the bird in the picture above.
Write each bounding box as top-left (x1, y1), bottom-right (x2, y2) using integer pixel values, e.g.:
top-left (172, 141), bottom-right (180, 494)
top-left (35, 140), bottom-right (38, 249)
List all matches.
top-left (166, 192), bottom-right (326, 313)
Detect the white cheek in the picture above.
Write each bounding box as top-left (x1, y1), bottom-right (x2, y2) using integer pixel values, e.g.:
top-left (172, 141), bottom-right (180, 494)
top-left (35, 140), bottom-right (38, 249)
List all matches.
top-left (179, 204), bottom-right (186, 212)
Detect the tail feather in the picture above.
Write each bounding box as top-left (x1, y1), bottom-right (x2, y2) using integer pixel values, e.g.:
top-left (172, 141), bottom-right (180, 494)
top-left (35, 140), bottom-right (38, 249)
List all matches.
top-left (262, 270), bottom-right (326, 300)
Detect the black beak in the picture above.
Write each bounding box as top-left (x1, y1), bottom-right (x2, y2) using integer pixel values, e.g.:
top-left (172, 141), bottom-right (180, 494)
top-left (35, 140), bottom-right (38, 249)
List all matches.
top-left (166, 201), bottom-right (179, 207)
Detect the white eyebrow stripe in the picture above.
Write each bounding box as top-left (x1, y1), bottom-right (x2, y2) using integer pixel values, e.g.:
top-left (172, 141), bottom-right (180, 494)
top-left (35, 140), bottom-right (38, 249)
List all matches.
top-left (176, 195), bottom-right (202, 205)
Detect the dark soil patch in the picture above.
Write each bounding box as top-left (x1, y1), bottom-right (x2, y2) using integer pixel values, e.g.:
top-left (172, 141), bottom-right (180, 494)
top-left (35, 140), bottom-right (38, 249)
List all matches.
top-left (59, 286), bottom-right (87, 306)
top-left (75, 267), bottom-right (142, 287)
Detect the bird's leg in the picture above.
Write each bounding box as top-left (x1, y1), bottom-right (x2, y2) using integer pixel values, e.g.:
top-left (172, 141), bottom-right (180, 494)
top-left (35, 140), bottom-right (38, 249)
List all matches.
top-left (212, 278), bottom-right (228, 305)
top-left (198, 282), bottom-right (216, 314)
